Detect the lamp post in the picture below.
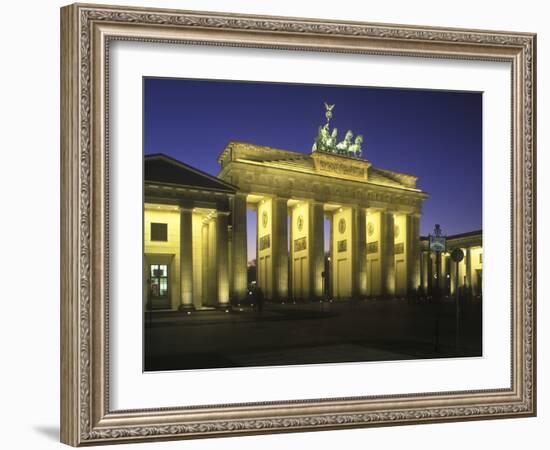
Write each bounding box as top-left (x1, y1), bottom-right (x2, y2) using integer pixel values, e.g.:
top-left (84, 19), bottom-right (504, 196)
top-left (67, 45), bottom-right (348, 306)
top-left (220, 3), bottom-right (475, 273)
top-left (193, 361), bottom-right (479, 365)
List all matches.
top-left (429, 224), bottom-right (446, 352)
top-left (428, 224), bottom-right (446, 301)
top-left (450, 247), bottom-right (465, 351)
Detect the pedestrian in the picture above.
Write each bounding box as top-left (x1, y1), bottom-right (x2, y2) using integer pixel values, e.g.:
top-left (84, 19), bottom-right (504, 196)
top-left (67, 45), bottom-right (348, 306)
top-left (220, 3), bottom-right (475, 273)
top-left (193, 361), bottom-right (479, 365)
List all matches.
top-left (256, 285), bottom-right (265, 315)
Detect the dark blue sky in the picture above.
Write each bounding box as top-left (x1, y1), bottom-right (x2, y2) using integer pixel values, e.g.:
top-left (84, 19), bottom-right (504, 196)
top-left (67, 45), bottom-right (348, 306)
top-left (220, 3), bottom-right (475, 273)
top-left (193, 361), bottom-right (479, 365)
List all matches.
top-left (144, 77), bottom-right (482, 239)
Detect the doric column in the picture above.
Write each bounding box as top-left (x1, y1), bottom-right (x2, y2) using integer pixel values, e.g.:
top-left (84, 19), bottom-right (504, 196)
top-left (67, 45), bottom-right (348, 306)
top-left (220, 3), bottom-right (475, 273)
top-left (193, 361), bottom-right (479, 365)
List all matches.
top-left (289, 204), bottom-right (294, 301)
top-left (309, 201), bottom-right (325, 300)
top-left (328, 211), bottom-right (334, 299)
top-left (179, 207), bottom-right (194, 310)
top-left (216, 212), bottom-right (230, 308)
top-left (201, 223), bottom-right (209, 306)
top-left (406, 213), bottom-right (421, 294)
top-left (272, 197), bottom-right (289, 301)
top-left (449, 257), bottom-right (456, 295)
top-left (228, 226), bottom-right (233, 300)
top-left (353, 207), bottom-right (367, 298)
top-left (255, 203), bottom-right (259, 286)
top-left (465, 247), bottom-right (472, 289)
top-left (420, 251), bottom-right (427, 293)
top-left (207, 218), bottom-right (218, 307)
top-left (427, 251), bottom-right (433, 295)
top-left (380, 210), bottom-right (395, 297)
top-left (231, 193), bottom-right (248, 302)
top-left (144, 255), bottom-right (150, 311)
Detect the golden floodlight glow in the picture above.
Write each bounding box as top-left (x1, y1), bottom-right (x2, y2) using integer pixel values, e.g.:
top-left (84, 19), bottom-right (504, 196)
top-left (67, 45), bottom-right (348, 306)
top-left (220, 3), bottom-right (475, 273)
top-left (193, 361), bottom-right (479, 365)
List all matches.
top-left (143, 138), bottom-right (481, 320)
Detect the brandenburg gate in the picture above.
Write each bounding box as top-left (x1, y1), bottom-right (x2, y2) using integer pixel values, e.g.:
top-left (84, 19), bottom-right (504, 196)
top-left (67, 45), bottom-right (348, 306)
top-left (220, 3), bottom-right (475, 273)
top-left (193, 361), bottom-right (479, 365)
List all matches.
top-left (218, 104), bottom-right (428, 303)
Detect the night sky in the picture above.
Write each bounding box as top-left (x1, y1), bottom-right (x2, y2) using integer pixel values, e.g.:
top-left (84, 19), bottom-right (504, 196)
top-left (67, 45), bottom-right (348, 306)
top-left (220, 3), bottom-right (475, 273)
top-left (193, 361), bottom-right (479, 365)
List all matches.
top-left (144, 77), bottom-right (482, 260)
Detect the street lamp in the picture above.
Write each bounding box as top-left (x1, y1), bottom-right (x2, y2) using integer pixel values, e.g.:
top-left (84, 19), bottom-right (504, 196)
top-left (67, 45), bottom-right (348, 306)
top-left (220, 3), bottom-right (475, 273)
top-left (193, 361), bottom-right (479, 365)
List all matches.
top-left (450, 247), bottom-right (465, 350)
top-left (428, 224), bottom-right (446, 301)
top-left (428, 224), bottom-right (447, 353)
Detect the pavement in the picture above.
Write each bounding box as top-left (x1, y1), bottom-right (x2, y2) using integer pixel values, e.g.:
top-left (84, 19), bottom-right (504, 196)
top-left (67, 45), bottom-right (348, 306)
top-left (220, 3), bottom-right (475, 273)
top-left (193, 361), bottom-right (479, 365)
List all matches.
top-left (144, 297), bottom-right (482, 371)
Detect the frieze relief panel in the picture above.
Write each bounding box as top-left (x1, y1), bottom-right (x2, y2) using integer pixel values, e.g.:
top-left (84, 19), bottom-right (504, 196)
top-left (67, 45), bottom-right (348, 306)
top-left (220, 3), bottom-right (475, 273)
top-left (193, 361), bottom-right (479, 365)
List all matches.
top-left (294, 237), bottom-right (307, 252)
top-left (367, 241), bottom-right (379, 254)
top-left (312, 151), bottom-right (371, 181)
top-left (318, 159), bottom-right (365, 178)
top-left (259, 234), bottom-right (271, 251)
top-left (337, 239), bottom-right (348, 252)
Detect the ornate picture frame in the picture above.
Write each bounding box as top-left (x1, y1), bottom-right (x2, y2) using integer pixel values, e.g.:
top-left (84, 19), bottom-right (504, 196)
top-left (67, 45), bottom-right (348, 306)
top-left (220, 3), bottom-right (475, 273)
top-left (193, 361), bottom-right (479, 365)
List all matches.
top-left (60, 3), bottom-right (536, 446)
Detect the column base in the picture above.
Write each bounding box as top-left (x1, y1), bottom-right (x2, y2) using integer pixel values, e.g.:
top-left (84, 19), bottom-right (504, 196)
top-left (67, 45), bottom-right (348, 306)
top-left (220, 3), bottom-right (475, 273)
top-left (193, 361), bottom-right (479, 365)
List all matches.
top-left (217, 303), bottom-right (232, 312)
top-left (178, 304), bottom-right (195, 312)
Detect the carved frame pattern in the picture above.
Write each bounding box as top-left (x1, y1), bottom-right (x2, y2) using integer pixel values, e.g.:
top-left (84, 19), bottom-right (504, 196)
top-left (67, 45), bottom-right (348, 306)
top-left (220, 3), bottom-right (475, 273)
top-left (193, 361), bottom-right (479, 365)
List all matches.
top-left (60, 3), bottom-right (536, 446)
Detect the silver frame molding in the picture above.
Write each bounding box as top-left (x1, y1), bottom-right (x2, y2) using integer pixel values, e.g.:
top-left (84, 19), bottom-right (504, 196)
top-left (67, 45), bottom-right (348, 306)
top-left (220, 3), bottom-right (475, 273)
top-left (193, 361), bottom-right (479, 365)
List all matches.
top-left (60, 3), bottom-right (536, 446)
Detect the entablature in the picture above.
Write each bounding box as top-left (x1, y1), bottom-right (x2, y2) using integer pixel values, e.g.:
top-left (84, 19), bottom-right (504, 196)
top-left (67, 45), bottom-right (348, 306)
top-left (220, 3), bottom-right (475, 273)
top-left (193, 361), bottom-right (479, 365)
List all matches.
top-left (218, 162), bottom-right (426, 213)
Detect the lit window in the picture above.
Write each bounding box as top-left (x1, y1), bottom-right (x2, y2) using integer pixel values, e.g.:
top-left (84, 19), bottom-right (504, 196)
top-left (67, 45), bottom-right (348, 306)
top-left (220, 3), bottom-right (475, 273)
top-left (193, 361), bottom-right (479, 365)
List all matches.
top-left (150, 264), bottom-right (169, 298)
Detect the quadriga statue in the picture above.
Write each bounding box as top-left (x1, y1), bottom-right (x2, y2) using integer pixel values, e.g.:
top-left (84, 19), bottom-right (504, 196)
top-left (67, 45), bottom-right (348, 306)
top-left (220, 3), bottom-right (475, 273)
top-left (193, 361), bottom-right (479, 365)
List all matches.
top-left (336, 130), bottom-right (353, 154)
top-left (312, 123), bottom-right (338, 153)
top-left (348, 135), bottom-right (363, 158)
top-left (311, 102), bottom-right (364, 158)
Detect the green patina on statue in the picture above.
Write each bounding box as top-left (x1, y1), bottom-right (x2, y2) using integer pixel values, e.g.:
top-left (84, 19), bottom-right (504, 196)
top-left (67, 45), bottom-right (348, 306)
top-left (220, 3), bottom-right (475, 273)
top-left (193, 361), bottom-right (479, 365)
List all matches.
top-left (312, 102), bottom-right (364, 158)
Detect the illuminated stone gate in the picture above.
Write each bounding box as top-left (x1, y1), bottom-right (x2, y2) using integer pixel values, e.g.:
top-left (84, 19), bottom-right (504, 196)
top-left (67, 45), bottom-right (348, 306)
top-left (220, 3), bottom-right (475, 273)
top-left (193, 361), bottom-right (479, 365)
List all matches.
top-left (143, 105), bottom-right (431, 309)
top-left (218, 140), bottom-right (428, 302)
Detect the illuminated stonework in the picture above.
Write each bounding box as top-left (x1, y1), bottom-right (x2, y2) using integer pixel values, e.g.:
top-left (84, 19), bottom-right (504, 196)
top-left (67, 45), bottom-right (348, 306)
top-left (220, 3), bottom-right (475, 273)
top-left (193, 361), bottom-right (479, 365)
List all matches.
top-left (144, 142), bottom-right (481, 310)
top-left (218, 141), bottom-right (428, 301)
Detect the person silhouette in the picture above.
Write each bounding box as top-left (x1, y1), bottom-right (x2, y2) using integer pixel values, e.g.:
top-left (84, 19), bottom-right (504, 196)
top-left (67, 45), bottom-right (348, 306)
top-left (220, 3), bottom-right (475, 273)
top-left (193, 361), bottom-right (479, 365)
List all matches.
top-left (255, 285), bottom-right (265, 315)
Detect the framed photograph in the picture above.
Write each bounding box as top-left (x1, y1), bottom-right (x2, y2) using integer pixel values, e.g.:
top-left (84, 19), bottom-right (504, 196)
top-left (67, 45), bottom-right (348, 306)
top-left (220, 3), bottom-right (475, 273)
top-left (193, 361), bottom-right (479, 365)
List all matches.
top-left (60, 3), bottom-right (536, 446)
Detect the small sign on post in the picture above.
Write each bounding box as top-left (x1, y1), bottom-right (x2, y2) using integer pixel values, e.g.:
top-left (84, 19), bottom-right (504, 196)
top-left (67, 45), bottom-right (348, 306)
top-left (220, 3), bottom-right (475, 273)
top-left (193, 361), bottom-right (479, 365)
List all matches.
top-left (451, 247), bottom-right (464, 263)
top-left (429, 235), bottom-right (446, 253)
top-left (429, 223), bottom-right (446, 253)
